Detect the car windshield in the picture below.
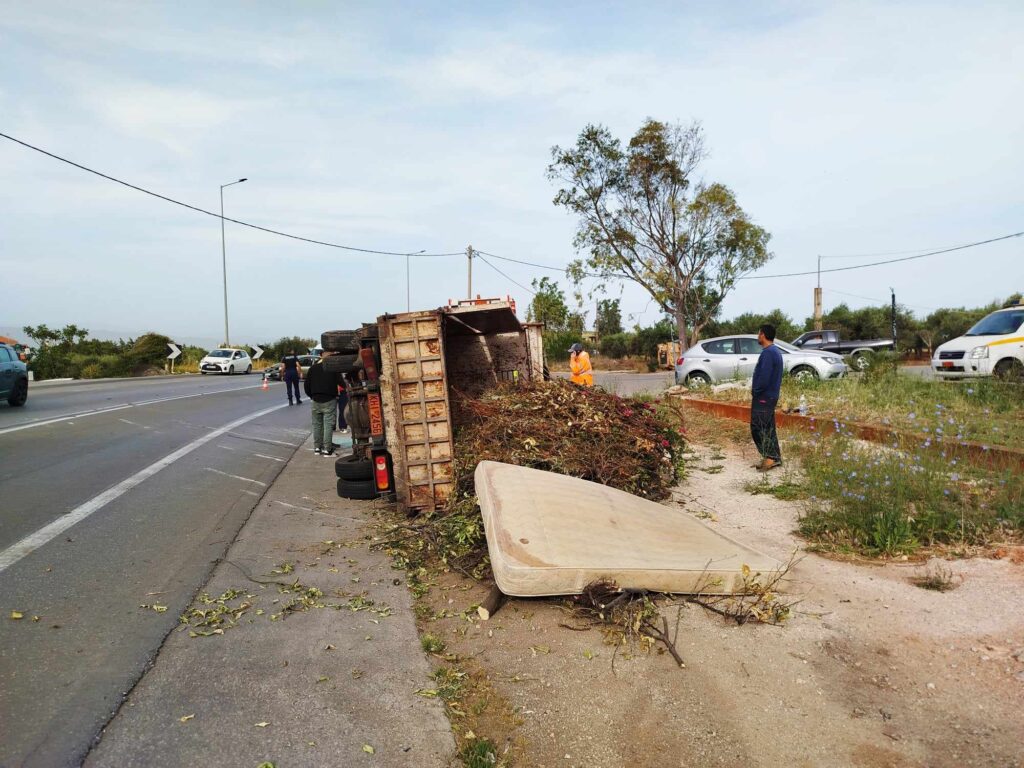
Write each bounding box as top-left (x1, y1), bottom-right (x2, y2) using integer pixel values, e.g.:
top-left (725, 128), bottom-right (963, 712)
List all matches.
top-left (965, 310), bottom-right (1024, 336)
top-left (208, 350), bottom-right (232, 358)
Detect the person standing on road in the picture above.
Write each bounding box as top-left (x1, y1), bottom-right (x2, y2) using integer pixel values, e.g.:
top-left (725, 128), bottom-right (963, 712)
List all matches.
top-left (568, 343), bottom-right (594, 387)
top-left (304, 352), bottom-right (342, 456)
top-left (281, 349), bottom-right (303, 406)
top-left (751, 324), bottom-right (784, 471)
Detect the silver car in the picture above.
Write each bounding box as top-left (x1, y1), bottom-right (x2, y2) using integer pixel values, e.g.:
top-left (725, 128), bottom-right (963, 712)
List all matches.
top-left (674, 335), bottom-right (847, 386)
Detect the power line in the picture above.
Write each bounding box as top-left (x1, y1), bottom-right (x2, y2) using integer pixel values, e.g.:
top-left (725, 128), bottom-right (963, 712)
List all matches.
top-left (474, 253), bottom-right (537, 296)
top-left (822, 287), bottom-right (939, 312)
top-left (0, 131), bottom-right (463, 258)
top-left (741, 231), bottom-right (1022, 280)
top-left (482, 230), bottom-right (1022, 284)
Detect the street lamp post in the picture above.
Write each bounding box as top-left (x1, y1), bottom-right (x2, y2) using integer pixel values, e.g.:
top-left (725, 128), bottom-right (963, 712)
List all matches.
top-left (220, 177), bottom-right (247, 346)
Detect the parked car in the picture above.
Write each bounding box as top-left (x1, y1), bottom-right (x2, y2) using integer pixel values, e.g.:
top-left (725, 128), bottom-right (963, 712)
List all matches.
top-left (791, 329), bottom-right (894, 370)
top-left (675, 335), bottom-right (848, 386)
top-left (262, 354), bottom-right (317, 380)
top-left (932, 305), bottom-right (1024, 381)
top-left (0, 342), bottom-right (29, 406)
top-left (199, 348), bottom-right (253, 375)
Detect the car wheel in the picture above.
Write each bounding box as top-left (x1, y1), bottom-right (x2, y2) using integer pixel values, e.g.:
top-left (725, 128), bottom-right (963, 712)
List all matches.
top-left (852, 352), bottom-right (873, 371)
top-left (228, 365), bottom-right (234, 375)
top-left (994, 358), bottom-right (1024, 382)
top-left (337, 478), bottom-right (377, 500)
top-left (245, 364), bottom-right (252, 374)
top-left (7, 379), bottom-right (28, 407)
top-left (686, 372), bottom-right (711, 387)
top-left (335, 455), bottom-right (373, 481)
top-left (792, 366), bottom-right (819, 382)
top-left (201, 371), bottom-right (207, 375)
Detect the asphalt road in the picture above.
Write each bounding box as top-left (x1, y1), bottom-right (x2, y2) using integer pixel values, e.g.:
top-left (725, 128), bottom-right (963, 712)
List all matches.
top-left (0, 374), bottom-right (310, 767)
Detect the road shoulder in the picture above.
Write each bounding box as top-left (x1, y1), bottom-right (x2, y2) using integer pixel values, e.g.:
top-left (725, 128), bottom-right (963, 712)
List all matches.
top-left (85, 438), bottom-right (455, 768)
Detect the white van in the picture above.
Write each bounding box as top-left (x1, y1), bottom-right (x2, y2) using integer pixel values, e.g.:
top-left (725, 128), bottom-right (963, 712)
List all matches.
top-left (932, 306), bottom-right (1024, 380)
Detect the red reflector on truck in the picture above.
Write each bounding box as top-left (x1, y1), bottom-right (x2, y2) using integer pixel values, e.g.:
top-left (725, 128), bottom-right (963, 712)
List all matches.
top-left (374, 456), bottom-right (389, 490)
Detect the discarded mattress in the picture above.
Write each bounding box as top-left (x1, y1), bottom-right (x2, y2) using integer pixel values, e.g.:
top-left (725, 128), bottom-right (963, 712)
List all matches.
top-left (475, 460), bottom-right (782, 597)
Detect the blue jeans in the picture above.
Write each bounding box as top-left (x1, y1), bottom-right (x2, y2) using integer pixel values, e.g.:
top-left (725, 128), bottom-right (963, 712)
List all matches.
top-left (284, 372), bottom-right (301, 403)
top-left (311, 399), bottom-right (337, 451)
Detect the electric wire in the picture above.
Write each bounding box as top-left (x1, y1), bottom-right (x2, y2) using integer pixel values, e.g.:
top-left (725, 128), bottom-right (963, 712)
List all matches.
top-left (0, 131), bottom-right (463, 258)
top-left (474, 253), bottom-right (537, 296)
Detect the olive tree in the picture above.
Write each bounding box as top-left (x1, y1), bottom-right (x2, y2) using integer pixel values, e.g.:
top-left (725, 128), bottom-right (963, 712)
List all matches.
top-left (548, 120), bottom-right (772, 346)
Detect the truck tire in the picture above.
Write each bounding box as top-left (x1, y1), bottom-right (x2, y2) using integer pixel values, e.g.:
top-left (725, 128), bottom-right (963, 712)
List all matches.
top-left (851, 352), bottom-right (873, 371)
top-left (323, 353), bottom-right (359, 375)
top-left (337, 478), bottom-right (377, 500)
top-left (335, 455), bottom-right (373, 480)
top-left (322, 330), bottom-right (360, 352)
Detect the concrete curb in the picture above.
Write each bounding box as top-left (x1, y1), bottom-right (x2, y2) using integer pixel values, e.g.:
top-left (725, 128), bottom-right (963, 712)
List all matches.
top-left (677, 396), bottom-right (1024, 472)
top-left (85, 437), bottom-right (455, 767)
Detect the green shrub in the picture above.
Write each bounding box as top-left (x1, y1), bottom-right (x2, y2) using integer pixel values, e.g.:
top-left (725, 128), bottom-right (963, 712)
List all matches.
top-left (542, 330), bottom-right (582, 361)
top-left (598, 332), bottom-right (632, 358)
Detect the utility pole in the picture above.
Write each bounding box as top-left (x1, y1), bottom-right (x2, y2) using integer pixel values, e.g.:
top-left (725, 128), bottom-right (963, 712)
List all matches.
top-left (466, 245), bottom-right (474, 300)
top-left (890, 288), bottom-right (897, 348)
top-left (219, 177), bottom-right (247, 346)
top-left (814, 254), bottom-right (823, 331)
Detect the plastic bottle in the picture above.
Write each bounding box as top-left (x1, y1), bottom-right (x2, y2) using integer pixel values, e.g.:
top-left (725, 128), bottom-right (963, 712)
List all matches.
top-left (798, 394), bottom-right (808, 416)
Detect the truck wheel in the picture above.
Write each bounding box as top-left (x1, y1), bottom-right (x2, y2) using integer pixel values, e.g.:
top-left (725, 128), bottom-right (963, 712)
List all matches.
top-left (337, 478), bottom-right (377, 500)
top-left (323, 353), bottom-right (359, 375)
top-left (685, 371), bottom-right (711, 387)
top-left (322, 330), bottom-right (360, 352)
top-left (7, 379), bottom-right (28, 407)
top-left (335, 455), bottom-right (373, 481)
top-left (791, 365), bottom-right (819, 381)
top-left (994, 358), bottom-right (1024, 382)
top-left (851, 352), bottom-right (873, 371)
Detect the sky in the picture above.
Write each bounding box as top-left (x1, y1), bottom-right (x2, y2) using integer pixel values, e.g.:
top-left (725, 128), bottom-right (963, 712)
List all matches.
top-left (1, 1), bottom-right (1021, 348)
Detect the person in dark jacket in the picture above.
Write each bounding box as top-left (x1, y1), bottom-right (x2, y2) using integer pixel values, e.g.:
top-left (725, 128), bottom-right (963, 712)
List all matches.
top-left (281, 349), bottom-right (303, 405)
top-left (304, 353), bottom-right (342, 456)
top-left (750, 324), bottom-right (784, 471)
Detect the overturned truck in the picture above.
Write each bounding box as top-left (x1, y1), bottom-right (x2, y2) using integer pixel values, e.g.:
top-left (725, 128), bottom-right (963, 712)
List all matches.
top-left (323, 298), bottom-right (544, 513)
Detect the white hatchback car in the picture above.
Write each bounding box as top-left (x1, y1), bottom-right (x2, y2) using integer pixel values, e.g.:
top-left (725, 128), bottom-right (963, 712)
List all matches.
top-left (674, 335), bottom-right (848, 386)
top-left (199, 348), bottom-right (252, 375)
top-left (932, 305), bottom-right (1024, 380)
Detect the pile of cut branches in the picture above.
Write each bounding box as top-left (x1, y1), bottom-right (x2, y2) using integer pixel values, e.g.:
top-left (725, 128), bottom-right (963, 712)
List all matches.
top-left (452, 379), bottom-right (685, 500)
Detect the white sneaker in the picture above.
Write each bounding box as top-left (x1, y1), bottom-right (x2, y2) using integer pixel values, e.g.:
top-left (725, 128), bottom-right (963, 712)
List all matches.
top-left (313, 447), bottom-right (321, 455)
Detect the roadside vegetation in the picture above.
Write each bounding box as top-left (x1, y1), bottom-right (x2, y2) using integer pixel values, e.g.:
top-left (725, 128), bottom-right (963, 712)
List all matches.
top-left (17, 324), bottom-right (313, 380)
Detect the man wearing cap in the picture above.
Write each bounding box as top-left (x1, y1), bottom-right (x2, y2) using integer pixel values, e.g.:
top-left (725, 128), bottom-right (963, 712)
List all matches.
top-left (568, 343), bottom-right (594, 387)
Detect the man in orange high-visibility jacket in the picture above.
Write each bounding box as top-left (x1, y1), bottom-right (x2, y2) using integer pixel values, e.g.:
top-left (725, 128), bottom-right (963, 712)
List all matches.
top-left (568, 343), bottom-right (594, 387)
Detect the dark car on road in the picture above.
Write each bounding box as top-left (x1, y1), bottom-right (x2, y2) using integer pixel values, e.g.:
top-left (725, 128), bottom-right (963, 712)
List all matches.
top-left (263, 354), bottom-right (317, 380)
top-left (0, 342), bottom-right (29, 406)
top-left (791, 329), bottom-right (894, 370)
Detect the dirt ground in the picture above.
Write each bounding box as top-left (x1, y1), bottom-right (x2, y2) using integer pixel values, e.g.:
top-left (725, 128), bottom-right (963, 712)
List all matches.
top-left (419, 434), bottom-right (1024, 768)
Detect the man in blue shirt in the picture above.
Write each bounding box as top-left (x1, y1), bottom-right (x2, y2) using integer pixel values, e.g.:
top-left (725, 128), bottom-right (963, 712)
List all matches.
top-left (751, 323), bottom-right (784, 471)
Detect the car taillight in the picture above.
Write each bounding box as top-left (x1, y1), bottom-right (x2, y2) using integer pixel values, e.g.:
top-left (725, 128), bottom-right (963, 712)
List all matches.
top-left (676, 357), bottom-right (684, 365)
top-left (374, 455), bottom-right (389, 491)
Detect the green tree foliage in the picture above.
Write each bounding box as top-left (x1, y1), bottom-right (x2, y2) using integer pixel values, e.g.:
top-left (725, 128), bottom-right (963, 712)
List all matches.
top-left (259, 336), bottom-right (317, 362)
top-left (595, 298), bottom-right (623, 337)
top-left (707, 309), bottom-right (801, 342)
top-left (548, 119), bottom-right (772, 346)
top-left (598, 332), bottom-right (631, 358)
top-left (526, 277), bottom-right (570, 331)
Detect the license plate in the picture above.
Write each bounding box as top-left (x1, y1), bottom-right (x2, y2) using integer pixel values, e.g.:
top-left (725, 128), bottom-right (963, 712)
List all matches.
top-left (368, 393), bottom-right (384, 436)
top-left (942, 361), bottom-right (954, 368)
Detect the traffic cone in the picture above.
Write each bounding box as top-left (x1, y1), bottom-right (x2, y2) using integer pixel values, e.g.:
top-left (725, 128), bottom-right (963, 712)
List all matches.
top-left (261, 376), bottom-right (269, 391)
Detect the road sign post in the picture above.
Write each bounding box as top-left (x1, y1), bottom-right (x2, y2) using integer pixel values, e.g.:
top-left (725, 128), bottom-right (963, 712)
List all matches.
top-left (167, 342), bottom-right (182, 374)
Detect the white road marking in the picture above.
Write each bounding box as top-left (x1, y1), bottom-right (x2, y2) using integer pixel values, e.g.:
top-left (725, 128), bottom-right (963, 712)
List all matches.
top-left (226, 433), bottom-right (297, 447)
top-left (118, 418), bottom-right (141, 426)
top-left (241, 490), bottom-right (261, 497)
top-left (0, 383), bottom-right (274, 437)
top-left (253, 453), bottom-right (286, 462)
top-left (218, 444), bottom-right (237, 451)
top-left (204, 468), bottom-right (268, 486)
top-left (271, 500), bottom-right (315, 512)
top-left (0, 403), bottom-right (289, 574)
